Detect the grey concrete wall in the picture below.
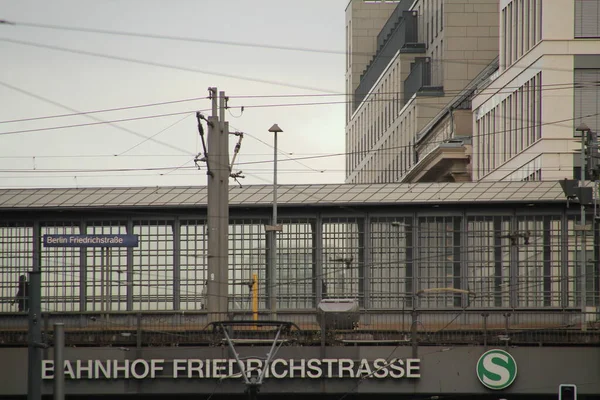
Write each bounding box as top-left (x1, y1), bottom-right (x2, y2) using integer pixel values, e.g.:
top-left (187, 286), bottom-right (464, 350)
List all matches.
top-left (1, 346), bottom-right (598, 397)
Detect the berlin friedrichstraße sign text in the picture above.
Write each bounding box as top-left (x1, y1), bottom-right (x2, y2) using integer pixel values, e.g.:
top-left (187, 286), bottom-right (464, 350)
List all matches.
top-left (43, 234), bottom-right (139, 248)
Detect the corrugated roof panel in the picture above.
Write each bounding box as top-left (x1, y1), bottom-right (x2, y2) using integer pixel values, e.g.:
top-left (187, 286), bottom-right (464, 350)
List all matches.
top-left (176, 189), bottom-right (206, 206)
top-left (60, 191), bottom-right (99, 207)
top-left (0, 182), bottom-right (571, 209)
top-left (13, 192), bottom-right (49, 208)
top-left (0, 192), bottom-right (24, 207)
top-left (0, 191), bottom-right (21, 207)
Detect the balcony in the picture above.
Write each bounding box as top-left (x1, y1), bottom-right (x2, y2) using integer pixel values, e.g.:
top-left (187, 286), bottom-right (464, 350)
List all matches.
top-left (353, 9), bottom-right (423, 112)
top-left (403, 57), bottom-right (444, 104)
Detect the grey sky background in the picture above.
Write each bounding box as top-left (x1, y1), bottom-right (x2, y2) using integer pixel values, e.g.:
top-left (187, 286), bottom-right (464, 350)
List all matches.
top-left (0, 0), bottom-right (349, 188)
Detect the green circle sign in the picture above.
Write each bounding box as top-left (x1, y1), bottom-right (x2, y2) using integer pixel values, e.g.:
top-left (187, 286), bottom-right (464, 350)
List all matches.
top-left (476, 349), bottom-right (517, 390)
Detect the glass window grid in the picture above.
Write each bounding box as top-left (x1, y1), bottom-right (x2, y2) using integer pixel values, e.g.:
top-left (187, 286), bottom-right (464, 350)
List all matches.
top-left (40, 224), bottom-right (81, 312)
top-left (516, 216), bottom-right (562, 307)
top-left (567, 216), bottom-right (598, 307)
top-left (417, 216), bottom-right (460, 308)
top-left (276, 219), bottom-right (315, 310)
top-left (466, 216), bottom-right (511, 308)
top-left (86, 222), bottom-right (128, 312)
top-left (370, 217), bottom-right (412, 309)
top-left (180, 221), bottom-right (208, 311)
top-left (0, 223), bottom-right (33, 312)
top-left (322, 218), bottom-right (363, 301)
top-left (228, 219), bottom-right (266, 311)
top-left (133, 221), bottom-right (174, 311)
top-left (1, 212), bottom-right (599, 313)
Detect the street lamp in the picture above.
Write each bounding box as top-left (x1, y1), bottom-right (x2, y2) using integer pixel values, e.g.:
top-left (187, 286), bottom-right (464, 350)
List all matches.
top-left (575, 122), bottom-right (590, 325)
top-left (267, 124), bottom-right (283, 318)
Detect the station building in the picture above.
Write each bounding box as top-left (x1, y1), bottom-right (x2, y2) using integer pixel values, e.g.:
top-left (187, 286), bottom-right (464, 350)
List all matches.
top-left (0, 181), bottom-right (599, 399)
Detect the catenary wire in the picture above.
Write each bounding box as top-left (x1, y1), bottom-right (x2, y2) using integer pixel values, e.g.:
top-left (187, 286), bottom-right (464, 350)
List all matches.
top-left (0, 37), bottom-right (341, 94)
top-left (1, 80), bottom-right (598, 125)
top-left (3, 36), bottom-right (600, 100)
top-left (3, 20), bottom-right (599, 76)
top-left (0, 80), bottom-right (198, 156)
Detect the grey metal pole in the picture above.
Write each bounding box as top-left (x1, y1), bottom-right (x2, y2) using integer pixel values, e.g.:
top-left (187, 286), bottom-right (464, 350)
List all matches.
top-left (28, 221), bottom-right (42, 400)
top-left (271, 131), bottom-right (278, 315)
top-left (580, 133), bottom-right (587, 328)
top-left (206, 87), bottom-right (220, 322)
top-left (53, 323), bottom-right (65, 400)
top-left (218, 91), bottom-right (229, 320)
top-left (411, 309), bottom-right (418, 359)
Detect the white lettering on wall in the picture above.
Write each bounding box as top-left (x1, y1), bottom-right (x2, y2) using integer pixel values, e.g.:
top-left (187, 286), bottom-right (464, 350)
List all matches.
top-left (40, 358), bottom-right (422, 380)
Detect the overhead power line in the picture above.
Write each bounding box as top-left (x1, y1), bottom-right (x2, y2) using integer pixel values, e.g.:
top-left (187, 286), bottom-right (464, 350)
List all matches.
top-left (1, 90), bottom-right (595, 137)
top-left (4, 20), bottom-right (600, 78)
top-left (0, 91), bottom-right (208, 124)
top-left (0, 37), bottom-right (341, 94)
top-left (1, 81), bottom-right (597, 126)
top-left (0, 109), bottom-right (202, 136)
top-left (1, 20), bottom-right (351, 56)
top-left (0, 22), bottom-right (592, 75)
top-left (0, 80), bottom-right (197, 156)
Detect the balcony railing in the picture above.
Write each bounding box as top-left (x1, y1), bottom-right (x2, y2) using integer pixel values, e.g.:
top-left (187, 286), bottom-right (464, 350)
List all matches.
top-left (1, 309), bottom-right (598, 347)
top-left (354, 10), bottom-right (421, 112)
top-left (376, 0), bottom-right (413, 51)
top-left (403, 57), bottom-right (443, 104)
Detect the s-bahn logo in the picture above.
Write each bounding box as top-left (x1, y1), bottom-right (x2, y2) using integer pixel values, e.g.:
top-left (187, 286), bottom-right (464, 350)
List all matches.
top-left (476, 349), bottom-right (517, 390)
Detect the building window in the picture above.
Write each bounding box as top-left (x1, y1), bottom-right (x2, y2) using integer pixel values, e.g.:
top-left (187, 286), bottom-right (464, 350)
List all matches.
top-left (574, 69), bottom-right (600, 133)
top-left (440, 0), bottom-right (443, 31)
top-left (575, 0), bottom-right (600, 38)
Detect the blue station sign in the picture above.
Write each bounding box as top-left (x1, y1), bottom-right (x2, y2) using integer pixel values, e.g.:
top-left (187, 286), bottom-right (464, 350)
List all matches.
top-left (43, 234), bottom-right (139, 248)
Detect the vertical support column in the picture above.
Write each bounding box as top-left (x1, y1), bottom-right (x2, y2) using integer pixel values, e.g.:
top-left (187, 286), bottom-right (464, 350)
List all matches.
top-left (218, 92), bottom-right (230, 320)
top-left (100, 247), bottom-right (105, 314)
top-left (312, 217), bottom-right (323, 306)
top-left (580, 131), bottom-right (587, 317)
top-left (206, 87), bottom-right (228, 321)
top-left (172, 219), bottom-right (181, 311)
top-left (411, 309), bottom-right (418, 359)
top-left (503, 313), bottom-right (511, 350)
top-left (481, 313), bottom-right (489, 350)
top-left (28, 220), bottom-right (42, 400)
top-left (252, 274), bottom-right (258, 322)
top-left (126, 220), bottom-right (134, 311)
top-left (266, 228), bottom-right (273, 311)
top-left (493, 217), bottom-right (503, 307)
top-left (560, 213), bottom-right (569, 309)
top-left (79, 220), bottom-right (87, 312)
top-left (219, 92), bottom-right (230, 320)
top-left (542, 216), bottom-right (552, 307)
top-left (136, 312), bottom-right (142, 349)
top-left (358, 217), bottom-right (369, 309)
top-left (406, 215), bottom-right (415, 309)
top-left (594, 218), bottom-right (600, 307)
top-left (453, 216), bottom-right (462, 308)
top-left (509, 215), bottom-right (519, 308)
top-left (53, 323), bottom-right (65, 400)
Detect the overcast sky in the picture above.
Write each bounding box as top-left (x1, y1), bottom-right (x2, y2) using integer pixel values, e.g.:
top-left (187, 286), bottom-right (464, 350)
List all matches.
top-left (0, 0), bottom-right (349, 189)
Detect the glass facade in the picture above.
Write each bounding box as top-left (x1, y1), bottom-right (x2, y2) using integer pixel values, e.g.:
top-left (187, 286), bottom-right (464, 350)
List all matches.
top-left (1, 208), bottom-right (599, 313)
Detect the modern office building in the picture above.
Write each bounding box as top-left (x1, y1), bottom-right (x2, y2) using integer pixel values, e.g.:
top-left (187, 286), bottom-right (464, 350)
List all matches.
top-left (346, 0), bottom-right (600, 184)
top-left (345, 0), bottom-right (500, 183)
top-left (472, 0), bottom-right (600, 181)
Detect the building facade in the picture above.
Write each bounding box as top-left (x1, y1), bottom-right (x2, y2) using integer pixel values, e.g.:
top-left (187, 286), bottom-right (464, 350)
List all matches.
top-left (345, 0), bottom-right (500, 184)
top-left (472, 0), bottom-right (600, 181)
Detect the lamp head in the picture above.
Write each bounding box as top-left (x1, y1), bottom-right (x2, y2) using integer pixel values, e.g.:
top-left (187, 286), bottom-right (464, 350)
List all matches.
top-left (268, 124), bottom-right (283, 133)
top-left (576, 122), bottom-right (591, 133)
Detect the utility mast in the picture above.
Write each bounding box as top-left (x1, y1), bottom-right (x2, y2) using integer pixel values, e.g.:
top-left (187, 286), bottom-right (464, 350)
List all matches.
top-left (205, 88), bottom-right (230, 321)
